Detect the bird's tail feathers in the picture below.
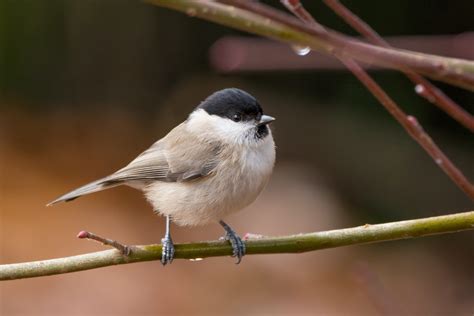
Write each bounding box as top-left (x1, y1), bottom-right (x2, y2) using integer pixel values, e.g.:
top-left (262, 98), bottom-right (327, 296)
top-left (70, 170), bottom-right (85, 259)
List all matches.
top-left (46, 177), bottom-right (121, 206)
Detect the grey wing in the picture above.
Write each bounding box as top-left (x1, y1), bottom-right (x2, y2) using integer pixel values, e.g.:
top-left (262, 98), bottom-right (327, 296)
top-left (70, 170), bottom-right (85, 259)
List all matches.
top-left (107, 141), bottom-right (170, 183)
top-left (47, 126), bottom-right (221, 206)
top-left (47, 143), bottom-right (171, 205)
top-left (108, 129), bottom-right (221, 184)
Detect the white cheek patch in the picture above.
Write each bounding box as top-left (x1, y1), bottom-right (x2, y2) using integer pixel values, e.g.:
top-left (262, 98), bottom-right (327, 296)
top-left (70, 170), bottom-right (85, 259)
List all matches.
top-left (187, 109), bottom-right (255, 145)
top-left (211, 116), bottom-right (255, 143)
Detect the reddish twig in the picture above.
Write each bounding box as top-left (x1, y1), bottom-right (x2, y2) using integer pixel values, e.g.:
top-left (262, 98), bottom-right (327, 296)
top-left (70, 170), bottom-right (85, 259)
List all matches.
top-left (342, 59), bottom-right (474, 200)
top-left (281, 0), bottom-right (325, 31)
top-left (322, 0), bottom-right (474, 132)
top-left (77, 230), bottom-right (131, 256)
top-left (216, 0), bottom-right (474, 91)
top-left (280, 0), bottom-right (474, 200)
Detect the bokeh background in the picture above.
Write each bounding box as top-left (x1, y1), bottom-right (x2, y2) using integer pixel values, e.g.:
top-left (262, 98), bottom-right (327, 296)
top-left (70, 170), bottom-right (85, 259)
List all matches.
top-left (1, 1), bottom-right (473, 315)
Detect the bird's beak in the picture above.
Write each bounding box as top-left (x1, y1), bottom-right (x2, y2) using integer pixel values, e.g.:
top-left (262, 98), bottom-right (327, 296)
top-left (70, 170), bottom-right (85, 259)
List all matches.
top-left (257, 115), bottom-right (275, 126)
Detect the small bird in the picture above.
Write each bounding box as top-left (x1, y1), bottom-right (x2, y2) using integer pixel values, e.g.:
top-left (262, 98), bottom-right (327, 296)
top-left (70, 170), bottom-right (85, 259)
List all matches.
top-left (48, 88), bottom-right (276, 265)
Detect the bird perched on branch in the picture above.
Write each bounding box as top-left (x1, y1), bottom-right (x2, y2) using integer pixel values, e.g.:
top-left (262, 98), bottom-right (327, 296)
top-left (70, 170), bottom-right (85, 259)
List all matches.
top-left (48, 88), bottom-right (276, 265)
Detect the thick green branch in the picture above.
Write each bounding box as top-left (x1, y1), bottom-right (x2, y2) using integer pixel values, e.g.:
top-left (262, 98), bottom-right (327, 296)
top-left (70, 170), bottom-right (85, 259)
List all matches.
top-left (1, 211), bottom-right (473, 281)
top-left (144, 0), bottom-right (474, 91)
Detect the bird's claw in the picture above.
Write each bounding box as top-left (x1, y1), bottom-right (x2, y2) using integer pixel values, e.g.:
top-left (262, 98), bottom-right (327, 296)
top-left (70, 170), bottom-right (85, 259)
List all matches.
top-left (161, 235), bottom-right (175, 266)
top-left (224, 230), bottom-right (246, 264)
top-left (121, 245), bottom-right (132, 256)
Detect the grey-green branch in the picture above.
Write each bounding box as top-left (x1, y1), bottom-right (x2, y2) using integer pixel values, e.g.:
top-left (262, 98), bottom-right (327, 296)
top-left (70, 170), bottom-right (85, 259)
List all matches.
top-left (1, 211), bottom-right (473, 281)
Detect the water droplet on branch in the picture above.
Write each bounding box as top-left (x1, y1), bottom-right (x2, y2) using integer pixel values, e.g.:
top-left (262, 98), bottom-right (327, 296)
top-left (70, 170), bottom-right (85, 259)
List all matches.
top-left (189, 258), bottom-right (204, 262)
top-left (414, 84), bottom-right (435, 102)
top-left (415, 84), bottom-right (425, 94)
top-left (291, 45), bottom-right (311, 56)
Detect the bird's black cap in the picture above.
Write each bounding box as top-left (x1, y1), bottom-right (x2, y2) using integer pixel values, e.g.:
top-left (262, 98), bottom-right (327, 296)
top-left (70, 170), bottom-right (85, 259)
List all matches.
top-left (197, 88), bottom-right (263, 122)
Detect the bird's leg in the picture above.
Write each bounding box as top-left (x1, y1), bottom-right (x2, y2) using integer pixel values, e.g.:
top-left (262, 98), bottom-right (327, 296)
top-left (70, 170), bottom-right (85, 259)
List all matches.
top-left (161, 215), bottom-right (175, 265)
top-left (219, 220), bottom-right (246, 264)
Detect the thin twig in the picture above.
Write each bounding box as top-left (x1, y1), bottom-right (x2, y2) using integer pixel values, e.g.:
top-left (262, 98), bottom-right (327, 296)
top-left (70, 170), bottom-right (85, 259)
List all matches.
top-left (1, 211), bottom-right (473, 280)
top-left (280, 0), bottom-right (474, 200)
top-left (322, 0), bottom-right (474, 132)
top-left (281, 0), bottom-right (474, 200)
top-left (147, 0), bottom-right (474, 91)
top-left (77, 230), bottom-right (131, 256)
top-left (344, 59), bottom-right (474, 200)
top-left (281, 0), bottom-right (326, 31)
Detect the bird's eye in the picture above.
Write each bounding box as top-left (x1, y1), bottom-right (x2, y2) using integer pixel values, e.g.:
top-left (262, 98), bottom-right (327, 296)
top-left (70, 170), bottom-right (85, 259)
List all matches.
top-left (232, 114), bottom-right (242, 122)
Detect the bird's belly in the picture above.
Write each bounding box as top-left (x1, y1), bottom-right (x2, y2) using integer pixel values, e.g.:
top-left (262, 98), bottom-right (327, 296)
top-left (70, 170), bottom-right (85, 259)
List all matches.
top-left (144, 152), bottom-right (274, 226)
top-left (144, 171), bottom-right (269, 226)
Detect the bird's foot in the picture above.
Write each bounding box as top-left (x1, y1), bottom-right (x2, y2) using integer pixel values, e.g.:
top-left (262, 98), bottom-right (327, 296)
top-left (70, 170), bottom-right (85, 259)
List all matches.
top-left (225, 232), bottom-right (246, 264)
top-left (219, 221), bottom-right (246, 264)
top-left (161, 235), bottom-right (175, 266)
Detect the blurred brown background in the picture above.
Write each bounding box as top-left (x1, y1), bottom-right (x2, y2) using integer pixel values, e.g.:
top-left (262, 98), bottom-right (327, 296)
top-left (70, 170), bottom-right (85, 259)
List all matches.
top-left (1, 1), bottom-right (473, 315)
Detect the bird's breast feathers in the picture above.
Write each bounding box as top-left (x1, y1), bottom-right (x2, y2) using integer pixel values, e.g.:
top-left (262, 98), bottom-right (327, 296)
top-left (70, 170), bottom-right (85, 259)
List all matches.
top-left (144, 135), bottom-right (275, 226)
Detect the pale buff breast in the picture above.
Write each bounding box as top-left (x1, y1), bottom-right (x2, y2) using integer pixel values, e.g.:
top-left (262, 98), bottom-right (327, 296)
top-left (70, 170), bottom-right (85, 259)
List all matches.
top-left (144, 136), bottom-right (275, 226)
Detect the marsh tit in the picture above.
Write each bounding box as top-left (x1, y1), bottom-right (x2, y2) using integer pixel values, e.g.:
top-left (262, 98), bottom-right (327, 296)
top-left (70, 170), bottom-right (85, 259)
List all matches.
top-left (48, 88), bottom-right (276, 265)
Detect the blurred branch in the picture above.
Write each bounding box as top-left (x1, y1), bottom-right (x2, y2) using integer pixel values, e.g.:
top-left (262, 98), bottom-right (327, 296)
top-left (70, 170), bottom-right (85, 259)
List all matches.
top-left (210, 34), bottom-right (474, 73)
top-left (279, 0), bottom-right (474, 200)
top-left (322, 0), bottom-right (474, 132)
top-left (144, 0), bottom-right (474, 91)
top-left (1, 211), bottom-right (473, 280)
